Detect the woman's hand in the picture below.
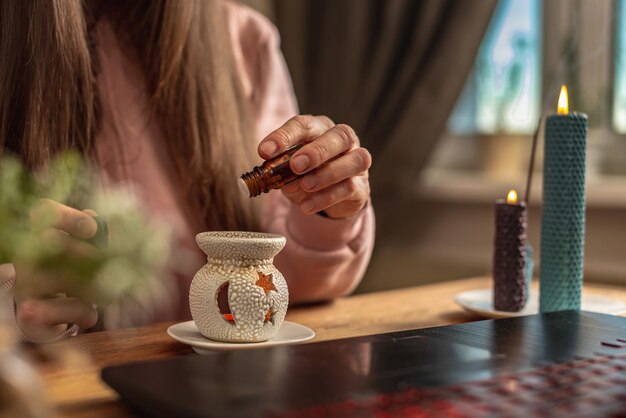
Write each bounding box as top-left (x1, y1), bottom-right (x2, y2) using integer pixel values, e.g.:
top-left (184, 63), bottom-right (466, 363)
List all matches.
top-left (258, 115), bottom-right (372, 219)
top-left (14, 199), bottom-right (99, 341)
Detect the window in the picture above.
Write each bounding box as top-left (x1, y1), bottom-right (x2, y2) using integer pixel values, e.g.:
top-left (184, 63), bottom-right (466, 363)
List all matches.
top-left (430, 0), bottom-right (624, 178)
top-left (614, 0), bottom-right (626, 133)
top-left (449, 0), bottom-right (541, 135)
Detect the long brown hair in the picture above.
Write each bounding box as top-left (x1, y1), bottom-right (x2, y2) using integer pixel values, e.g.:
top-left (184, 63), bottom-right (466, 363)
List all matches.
top-left (0, 0), bottom-right (260, 231)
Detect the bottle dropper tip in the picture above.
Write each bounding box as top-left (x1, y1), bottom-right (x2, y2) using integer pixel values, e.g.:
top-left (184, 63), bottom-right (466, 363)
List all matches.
top-left (238, 177), bottom-right (251, 197)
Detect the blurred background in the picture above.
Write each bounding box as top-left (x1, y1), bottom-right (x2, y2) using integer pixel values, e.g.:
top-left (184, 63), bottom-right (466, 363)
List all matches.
top-left (240, 0), bottom-right (626, 292)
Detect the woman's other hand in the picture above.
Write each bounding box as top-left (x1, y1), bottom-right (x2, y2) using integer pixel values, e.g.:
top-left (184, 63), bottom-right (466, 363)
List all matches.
top-left (258, 115), bottom-right (372, 219)
top-left (14, 199), bottom-right (99, 340)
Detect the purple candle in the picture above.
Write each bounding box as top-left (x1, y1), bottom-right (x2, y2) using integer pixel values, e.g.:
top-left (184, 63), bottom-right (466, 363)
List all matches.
top-left (493, 189), bottom-right (528, 311)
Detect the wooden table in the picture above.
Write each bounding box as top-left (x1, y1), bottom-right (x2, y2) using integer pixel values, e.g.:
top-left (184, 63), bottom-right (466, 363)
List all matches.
top-left (29, 276), bottom-right (626, 418)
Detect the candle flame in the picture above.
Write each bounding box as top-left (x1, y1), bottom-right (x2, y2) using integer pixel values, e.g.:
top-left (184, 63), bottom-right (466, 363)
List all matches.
top-left (557, 85), bottom-right (569, 115)
top-left (507, 189), bottom-right (518, 204)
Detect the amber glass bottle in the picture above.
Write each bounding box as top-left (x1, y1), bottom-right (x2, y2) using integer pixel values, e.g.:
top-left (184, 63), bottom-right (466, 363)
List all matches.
top-left (239, 144), bottom-right (304, 197)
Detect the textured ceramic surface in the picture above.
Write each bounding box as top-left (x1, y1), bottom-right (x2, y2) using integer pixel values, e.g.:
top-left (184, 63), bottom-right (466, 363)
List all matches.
top-left (189, 231), bottom-right (288, 343)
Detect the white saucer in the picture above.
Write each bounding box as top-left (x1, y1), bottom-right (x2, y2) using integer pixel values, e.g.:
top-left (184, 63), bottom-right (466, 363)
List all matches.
top-left (167, 320), bottom-right (315, 355)
top-left (454, 288), bottom-right (626, 319)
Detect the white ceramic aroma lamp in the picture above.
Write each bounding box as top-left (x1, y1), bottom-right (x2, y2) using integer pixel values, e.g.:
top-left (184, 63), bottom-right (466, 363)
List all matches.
top-left (189, 231), bottom-right (289, 343)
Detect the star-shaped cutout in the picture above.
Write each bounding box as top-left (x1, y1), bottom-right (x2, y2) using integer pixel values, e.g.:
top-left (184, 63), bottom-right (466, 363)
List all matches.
top-left (255, 272), bottom-right (276, 296)
top-left (264, 309), bottom-right (273, 323)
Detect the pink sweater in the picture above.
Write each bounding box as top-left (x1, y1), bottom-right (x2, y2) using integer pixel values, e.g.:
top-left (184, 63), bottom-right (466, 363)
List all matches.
top-left (1, 3), bottom-right (375, 331)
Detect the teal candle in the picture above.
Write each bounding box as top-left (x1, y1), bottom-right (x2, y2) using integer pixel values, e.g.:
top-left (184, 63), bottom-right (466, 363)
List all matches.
top-left (539, 86), bottom-right (588, 313)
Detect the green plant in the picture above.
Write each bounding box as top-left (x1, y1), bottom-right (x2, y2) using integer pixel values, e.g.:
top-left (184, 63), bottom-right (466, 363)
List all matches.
top-left (0, 153), bottom-right (170, 306)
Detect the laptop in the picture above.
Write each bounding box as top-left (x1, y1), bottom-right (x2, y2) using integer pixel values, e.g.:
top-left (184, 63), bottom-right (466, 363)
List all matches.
top-left (102, 311), bottom-right (626, 417)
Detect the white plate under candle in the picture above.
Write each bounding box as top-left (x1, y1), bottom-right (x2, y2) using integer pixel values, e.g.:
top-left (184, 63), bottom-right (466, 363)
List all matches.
top-left (455, 288), bottom-right (626, 319)
top-left (167, 320), bottom-right (315, 355)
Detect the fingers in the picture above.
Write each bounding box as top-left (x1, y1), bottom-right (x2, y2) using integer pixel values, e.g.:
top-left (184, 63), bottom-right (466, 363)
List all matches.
top-left (14, 266), bottom-right (67, 299)
top-left (18, 201), bottom-right (102, 329)
top-left (300, 148), bottom-right (372, 192)
top-left (30, 199), bottom-right (97, 239)
top-left (265, 116), bottom-right (371, 218)
top-left (258, 115), bottom-right (335, 159)
top-left (289, 124), bottom-right (360, 175)
top-left (15, 229), bottom-right (98, 299)
top-left (300, 177), bottom-right (368, 215)
top-left (17, 297), bottom-right (98, 329)
top-left (82, 208), bottom-right (98, 217)
top-left (280, 180), bottom-right (308, 205)
top-left (39, 228), bottom-right (99, 258)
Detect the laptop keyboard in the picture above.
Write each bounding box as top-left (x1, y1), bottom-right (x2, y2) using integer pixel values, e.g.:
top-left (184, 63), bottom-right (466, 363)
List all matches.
top-left (273, 353), bottom-right (626, 417)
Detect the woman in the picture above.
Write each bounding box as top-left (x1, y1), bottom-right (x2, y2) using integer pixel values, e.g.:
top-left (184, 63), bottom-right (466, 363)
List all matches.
top-left (0, 0), bottom-right (374, 342)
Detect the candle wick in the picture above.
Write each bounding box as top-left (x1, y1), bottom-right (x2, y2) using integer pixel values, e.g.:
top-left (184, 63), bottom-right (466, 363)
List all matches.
top-left (524, 117), bottom-right (542, 205)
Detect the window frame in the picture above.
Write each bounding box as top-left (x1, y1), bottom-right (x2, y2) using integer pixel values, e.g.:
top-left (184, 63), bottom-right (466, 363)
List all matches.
top-left (429, 0), bottom-right (626, 179)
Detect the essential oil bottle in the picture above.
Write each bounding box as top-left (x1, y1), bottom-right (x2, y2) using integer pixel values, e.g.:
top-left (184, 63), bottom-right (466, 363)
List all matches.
top-left (239, 144), bottom-right (304, 197)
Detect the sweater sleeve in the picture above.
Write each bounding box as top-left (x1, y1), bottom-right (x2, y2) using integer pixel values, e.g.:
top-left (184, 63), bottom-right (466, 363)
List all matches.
top-left (227, 2), bottom-right (376, 304)
top-left (260, 193), bottom-right (375, 303)
top-left (0, 264), bottom-right (14, 295)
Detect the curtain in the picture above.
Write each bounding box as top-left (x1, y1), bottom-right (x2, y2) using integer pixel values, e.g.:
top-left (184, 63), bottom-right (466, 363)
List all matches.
top-left (273, 0), bottom-right (496, 235)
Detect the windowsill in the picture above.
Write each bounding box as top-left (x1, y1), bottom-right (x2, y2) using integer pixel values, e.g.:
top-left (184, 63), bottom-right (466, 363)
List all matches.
top-left (418, 167), bottom-right (626, 209)
top-left (412, 167), bottom-right (626, 285)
